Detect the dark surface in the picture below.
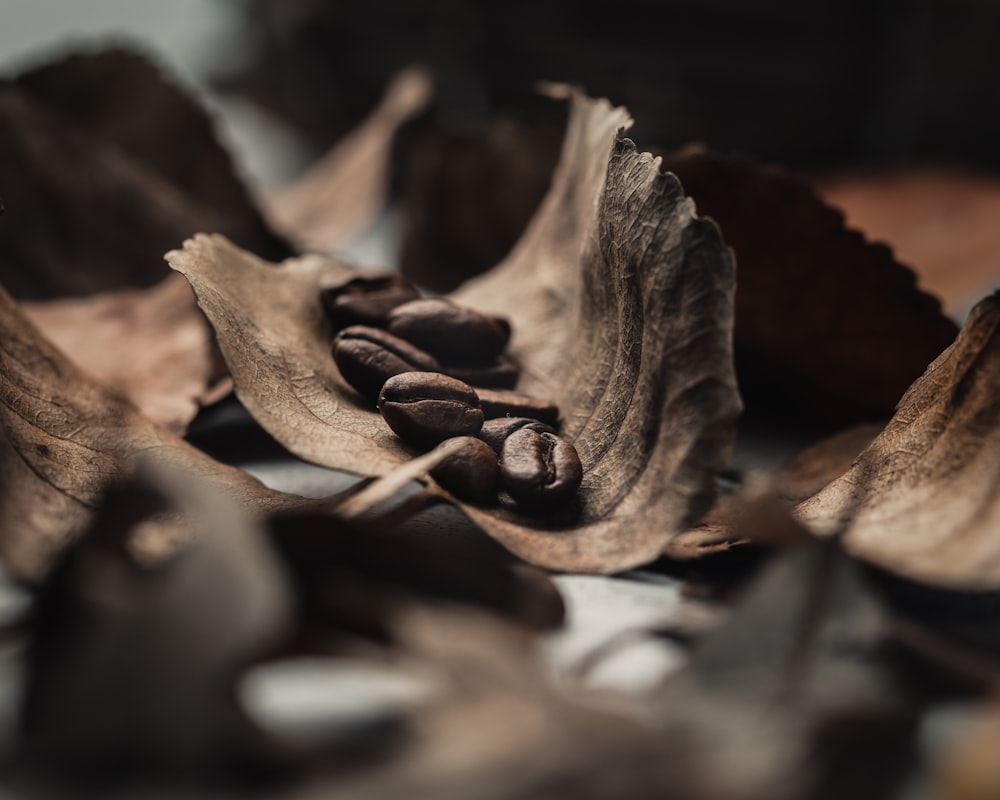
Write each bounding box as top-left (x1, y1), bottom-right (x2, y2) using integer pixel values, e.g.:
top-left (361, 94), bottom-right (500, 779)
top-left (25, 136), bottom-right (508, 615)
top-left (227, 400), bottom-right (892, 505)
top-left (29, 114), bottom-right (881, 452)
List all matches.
top-left (216, 0), bottom-right (1000, 296)
top-left (220, 0), bottom-right (1000, 172)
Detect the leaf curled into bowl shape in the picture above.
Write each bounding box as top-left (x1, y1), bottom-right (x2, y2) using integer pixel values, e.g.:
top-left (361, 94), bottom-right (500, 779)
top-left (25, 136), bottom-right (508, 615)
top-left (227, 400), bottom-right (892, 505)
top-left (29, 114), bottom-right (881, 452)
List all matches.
top-left (0, 282), bottom-right (297, 581)
top-left (658, 146), bottom-right (959, 430)
top-left (796, 291), bottom-right (1000, 589)
top-left (451, 99), bottom-right (741, 573)
top-left (171, 90), bottom-right (742, 574)
top-left (21, 273), bottom-right (230, 434)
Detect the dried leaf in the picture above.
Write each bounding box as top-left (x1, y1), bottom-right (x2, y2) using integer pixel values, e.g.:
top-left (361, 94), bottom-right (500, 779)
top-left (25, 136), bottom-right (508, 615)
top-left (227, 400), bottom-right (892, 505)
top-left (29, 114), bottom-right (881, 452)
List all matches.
top-left (166, 240), bottom-right (415, 476)
top-left (0, 282), bottom-right (292, 580)
top-left (266, 66), bottom-right (432, 252)
top-left (658, 146), bottom-right (958, 429)
top-left (0, 47), bottom-right (290, 300)
top-left (21, 273), bottom-right (229, 434)
top-left (797, 291), bottom-right (1000, 589)
top-left (815, 166), bottom-right (1000, 317)
top-left (665, 424), bottom-right (880, 561)
top-left (20, 463), bottom-right (295, 774)
top-left (12, 47), bottom-right (289, 260)
top-left (1, 284), bottom-right (568, 636)
top-left (775, 423), bottom-right (883, 504)
top-left (168, 89), bottom-right (741, 574)
top-left (268, 511), bottom-right (566, 638)
top-left (396, 98), bottom-right (567, 293)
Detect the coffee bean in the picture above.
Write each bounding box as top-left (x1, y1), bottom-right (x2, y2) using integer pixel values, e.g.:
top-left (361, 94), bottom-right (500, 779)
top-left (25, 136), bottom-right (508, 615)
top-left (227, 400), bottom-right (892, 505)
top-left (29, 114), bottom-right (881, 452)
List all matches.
top-left (332, 325), bottom-right (440, 402)
top-left (429, 436), bottom-right (498, 502)
top-left (479, 417), bottom-right (556, 454)
top-left (476, 388), bottom-right (560, 426)
top-left (500, 428), bottom-right (582, 507)
top-left (321, 271), bottom-right (419, 329)
top-left (387, 298), bottom-right (511, 364)
top-left (444, 355), bottom-right (520, 389)
top-left (378, 372), bottom-right (484, 446)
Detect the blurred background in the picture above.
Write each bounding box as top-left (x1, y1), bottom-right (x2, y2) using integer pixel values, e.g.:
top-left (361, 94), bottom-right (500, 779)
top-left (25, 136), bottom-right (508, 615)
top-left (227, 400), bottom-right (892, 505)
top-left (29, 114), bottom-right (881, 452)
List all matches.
top-left (8, 1), bottom-right (1000, 168)
top-left (4, 0), bottom-right (1000, 310)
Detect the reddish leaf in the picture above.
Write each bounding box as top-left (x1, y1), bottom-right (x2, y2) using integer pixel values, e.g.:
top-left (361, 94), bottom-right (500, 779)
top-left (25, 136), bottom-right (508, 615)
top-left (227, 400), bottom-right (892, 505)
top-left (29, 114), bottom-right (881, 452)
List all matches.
top-left (659, 146), bottom-right (958, 429)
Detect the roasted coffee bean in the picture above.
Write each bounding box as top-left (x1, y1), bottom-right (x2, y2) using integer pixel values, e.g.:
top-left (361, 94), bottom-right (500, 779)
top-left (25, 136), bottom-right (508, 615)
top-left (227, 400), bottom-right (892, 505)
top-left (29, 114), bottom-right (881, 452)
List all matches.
top-left (429, 436), bottom-right (499, 502)
top-left (378, 372), bottom-right (484, 446)
top-left (387, 298), bottom-right (511, 364)
top-left (500, 428), bottom-right (583, 507)
top-left (476, 388), bottom-right (560, 426)
top-left (479, 417), bottom-right (557, 454)
top-left (444, 355), bottom-right (520, 389)
top-left (321, 271), bottom-right (419, 329)
top-left (332, 325), bottom-right (440, 403)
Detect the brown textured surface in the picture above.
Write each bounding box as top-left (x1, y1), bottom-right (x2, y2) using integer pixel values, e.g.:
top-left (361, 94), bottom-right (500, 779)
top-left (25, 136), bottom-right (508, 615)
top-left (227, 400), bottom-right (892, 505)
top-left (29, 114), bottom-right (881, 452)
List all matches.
top-left (798, 292), bottom-right (1000, 588)
top-left (0, 283), bottom-right (294, 580)
top-left (171, 90), bottom-right (741, 575)
top-left (22, 273), bottom-right (229, 434)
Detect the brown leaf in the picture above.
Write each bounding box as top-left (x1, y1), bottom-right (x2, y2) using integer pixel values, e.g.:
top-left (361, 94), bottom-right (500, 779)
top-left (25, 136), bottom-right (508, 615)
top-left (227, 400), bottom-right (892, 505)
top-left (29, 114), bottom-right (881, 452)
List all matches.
top-left (168, 89), bottom-right (742, 574)
top-left (797, 291), bottom-right (1000, 588)
top-left (658, 146), bottom-right (959, 429)
top-left (166, 239), bottom-right (416, 476)
top-left (268, 509), bottom-right (567, 639)
top-left (396, 97), bottom-right (567, 293)
top-left (0, 47), bottom-right (290, 300)
top-left (265, 66), bottom-right (432, 252)
top-left (21, 463), bottom-right (295, 775)
top-left (815, 167), bottom-right (1000, 318)
top-left (0, 281), bottom-right (293, 580)
top-left (21, 273), bottom-right (229, 434)
top-left (665, 424), bottom-right (881, 560)
top-left (0, 288), bottom-right (568, 635)
top-left (775, 423), bottom-right (883, 505)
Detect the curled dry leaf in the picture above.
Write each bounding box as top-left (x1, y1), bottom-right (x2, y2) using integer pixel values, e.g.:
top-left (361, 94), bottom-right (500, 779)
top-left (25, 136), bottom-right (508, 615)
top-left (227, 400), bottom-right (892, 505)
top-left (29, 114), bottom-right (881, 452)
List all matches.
top-left (665, 424), bottom-right (881, 561)
top-left (797, 291), bottom-right (1000, 589)
top-left (166, 239), bottom-right (416, 477)
top-left (265, 66), bottom-right (432, 252)
top-left (658, 146), bottom-right (959, 429)
top-left (663, 424), bottom-right (883, 561)
top-left (0, 282), bottom-right (294, 581)
top-left (0, 47), bottom-right (290, 300)
top-left (21, 273), bottom-right (230, 434)
top-left (0, 288), bottom-right (567, 632)
top-left (775, 423), bottom-right (883, 505)
top-left (168, 89), bottom-right (741, 574)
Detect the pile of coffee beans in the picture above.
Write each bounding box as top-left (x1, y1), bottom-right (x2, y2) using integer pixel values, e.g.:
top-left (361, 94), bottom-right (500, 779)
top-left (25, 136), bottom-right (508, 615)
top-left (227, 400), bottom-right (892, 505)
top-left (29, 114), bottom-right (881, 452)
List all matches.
top-left (323, 271), bottom-right (582, 509)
